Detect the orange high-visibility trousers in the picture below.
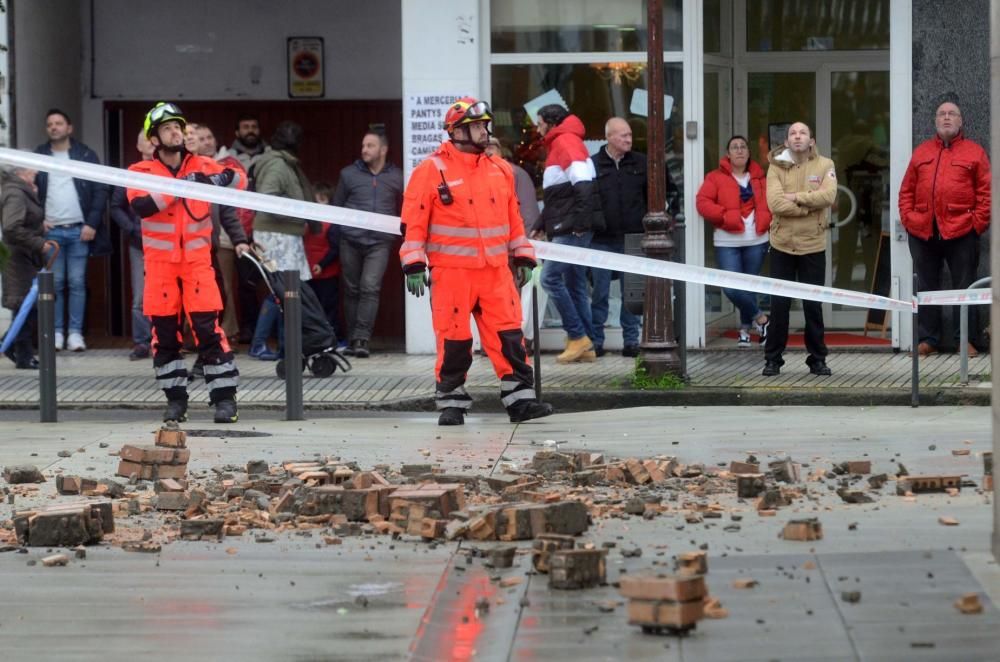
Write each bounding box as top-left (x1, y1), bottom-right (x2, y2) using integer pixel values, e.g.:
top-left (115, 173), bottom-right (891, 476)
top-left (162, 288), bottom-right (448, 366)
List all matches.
top-left (430, 264), bottom-right (536, 412)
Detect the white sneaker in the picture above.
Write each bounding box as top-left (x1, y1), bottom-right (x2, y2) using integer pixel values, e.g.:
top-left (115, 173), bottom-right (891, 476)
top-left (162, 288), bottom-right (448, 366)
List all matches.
top-left (66, 332), bottom-right (86, 352)
top-left (54, 332), bottom-right (65, 351)
top-left (737, 329), bottom-right (752, 347)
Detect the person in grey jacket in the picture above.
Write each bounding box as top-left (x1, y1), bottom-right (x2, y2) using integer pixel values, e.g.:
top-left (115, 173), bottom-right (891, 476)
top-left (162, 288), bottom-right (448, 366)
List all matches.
top-left (1, 164), bottom-right (56, 369)
top-left (332, 129), bottom-right (403, 358)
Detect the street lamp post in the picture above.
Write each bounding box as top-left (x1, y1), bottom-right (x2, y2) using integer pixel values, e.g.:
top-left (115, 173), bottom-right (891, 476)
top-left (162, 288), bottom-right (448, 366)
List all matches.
top-left (990, 0), bottom-right (999, 561)
top-left (639, 0), bottom-right (681, 378)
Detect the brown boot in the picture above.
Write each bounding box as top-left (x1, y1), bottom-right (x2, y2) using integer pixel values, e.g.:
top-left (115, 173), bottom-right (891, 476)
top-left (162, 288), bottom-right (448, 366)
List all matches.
top-left (917, 342), bottom-right (937, 357)
top-left (556, 336), bottom-right (593, 363)
top-left (966, 343), bottom-right (979, 358)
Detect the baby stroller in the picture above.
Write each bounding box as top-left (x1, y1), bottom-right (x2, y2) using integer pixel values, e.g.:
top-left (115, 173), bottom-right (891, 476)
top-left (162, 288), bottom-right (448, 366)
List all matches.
top-left (240, 248), bottom-right (351, 380)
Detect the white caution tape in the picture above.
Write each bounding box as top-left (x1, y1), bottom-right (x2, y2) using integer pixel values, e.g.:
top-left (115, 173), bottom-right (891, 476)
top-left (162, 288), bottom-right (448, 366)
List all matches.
top-left (0, 147), bottom-right (913, 312)
top-left (916, 288), bottom-right (992, 306)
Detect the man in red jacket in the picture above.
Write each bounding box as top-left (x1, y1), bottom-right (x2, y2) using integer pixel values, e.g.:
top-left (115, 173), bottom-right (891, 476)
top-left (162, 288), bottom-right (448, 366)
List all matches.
top-left (401, 96), bottom-right (552, 426)
top-left (899, 99), bottom-right (991, 357)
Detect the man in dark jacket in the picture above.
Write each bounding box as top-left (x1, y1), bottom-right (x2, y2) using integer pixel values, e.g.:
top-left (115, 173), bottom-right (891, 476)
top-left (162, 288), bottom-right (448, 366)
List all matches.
top-left (1, 165), bottom-right (56, 369)
top-left (332, 129), bottom-right (403, 358)
top-left (899, 98), bottom-right (991, 356)
top-left (590, 117), bottom-right (646, 358)
top-left (109, 130), bottom-right (155, 360)
top-left (35, 109), bottom-right (109, 352)
top-left (533, 104), bottom-right (603, 364)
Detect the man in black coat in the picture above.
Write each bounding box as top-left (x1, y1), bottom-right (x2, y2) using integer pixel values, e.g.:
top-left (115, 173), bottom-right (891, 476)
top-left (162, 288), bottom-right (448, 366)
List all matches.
top-left (590, 117), bottom-right (680, 357)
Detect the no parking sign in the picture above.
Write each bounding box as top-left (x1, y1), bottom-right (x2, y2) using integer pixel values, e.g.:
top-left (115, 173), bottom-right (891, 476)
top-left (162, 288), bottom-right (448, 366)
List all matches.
top-left (288, 37), bottom-right (324, 98)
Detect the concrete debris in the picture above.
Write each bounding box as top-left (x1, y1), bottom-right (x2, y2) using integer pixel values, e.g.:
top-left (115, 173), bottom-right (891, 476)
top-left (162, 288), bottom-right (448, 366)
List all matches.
top-left (3, 465), bottom-right (45, 484)
top-left (954, 593), bottom-right (983, 614)
top-left (41, 553), bottom-right (70, 567)
top-left (620, 574), bottom-right (707, 634)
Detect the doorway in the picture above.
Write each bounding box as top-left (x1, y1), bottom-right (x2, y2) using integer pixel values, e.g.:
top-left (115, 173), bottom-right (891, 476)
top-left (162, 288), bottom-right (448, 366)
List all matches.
top-left (700, 0), bottom-right (890, 341)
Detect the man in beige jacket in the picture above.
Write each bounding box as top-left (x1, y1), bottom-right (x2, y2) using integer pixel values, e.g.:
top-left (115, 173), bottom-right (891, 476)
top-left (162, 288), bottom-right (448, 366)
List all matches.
top-left (763, 122), bottom-right (837, 377)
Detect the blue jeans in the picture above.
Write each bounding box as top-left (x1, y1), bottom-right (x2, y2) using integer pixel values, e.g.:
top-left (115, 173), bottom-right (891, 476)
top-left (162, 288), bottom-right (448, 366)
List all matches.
top-left (715, 242), bottom-right (769, 327)
top-left (541, 232), bottom-right (594, 340)
top-left (590, 236), bottom-right (640, 348)
top-left (252, 296), bottom-right (284, 351)
top-left (45, 224), bottom-right (89, 335)
top-left (128, 244), bottom-right (152, 345)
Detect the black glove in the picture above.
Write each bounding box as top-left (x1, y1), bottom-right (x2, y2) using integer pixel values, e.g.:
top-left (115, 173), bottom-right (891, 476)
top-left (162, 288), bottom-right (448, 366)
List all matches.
top-left (184, 171), bottom-right (212, 185)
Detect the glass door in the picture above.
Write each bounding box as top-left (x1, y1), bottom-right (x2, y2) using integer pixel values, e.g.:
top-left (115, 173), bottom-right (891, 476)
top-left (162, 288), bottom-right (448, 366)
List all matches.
top-left (827, 69), bottom-right (890, 327)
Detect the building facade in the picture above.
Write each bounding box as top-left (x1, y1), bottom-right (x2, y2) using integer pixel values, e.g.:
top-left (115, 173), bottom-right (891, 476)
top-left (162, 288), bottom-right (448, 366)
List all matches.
top-left (2, 0), bottom-right (990, 352)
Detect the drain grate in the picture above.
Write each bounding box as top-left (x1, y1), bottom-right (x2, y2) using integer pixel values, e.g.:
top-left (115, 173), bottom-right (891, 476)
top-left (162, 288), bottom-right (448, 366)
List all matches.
top-left (182, 429), bottom-right (273, 438)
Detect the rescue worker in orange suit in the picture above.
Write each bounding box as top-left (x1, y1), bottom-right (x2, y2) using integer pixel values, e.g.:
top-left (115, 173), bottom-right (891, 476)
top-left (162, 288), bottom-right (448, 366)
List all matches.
top-left (127, 103), bottom-right (249, 423)
top-left (400, 97), bottom-right (553, 426)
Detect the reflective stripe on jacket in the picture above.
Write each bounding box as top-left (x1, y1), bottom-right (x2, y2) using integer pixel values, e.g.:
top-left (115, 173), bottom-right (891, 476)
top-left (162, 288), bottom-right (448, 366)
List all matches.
top-left (127, 153), bottom-right (245, 263)
top-left (400, 141), bottom-right (536, 272)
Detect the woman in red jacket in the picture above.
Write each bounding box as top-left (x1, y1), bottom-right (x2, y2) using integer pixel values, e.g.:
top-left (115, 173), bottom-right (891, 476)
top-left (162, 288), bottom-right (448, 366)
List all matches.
top-left (696, 135), bottom-right (772, 347)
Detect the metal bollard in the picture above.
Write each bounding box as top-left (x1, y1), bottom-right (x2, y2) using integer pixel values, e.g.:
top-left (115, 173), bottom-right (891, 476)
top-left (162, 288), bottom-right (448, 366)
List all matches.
top-left (532, 280), bottom-right (542, 400)
top-left (959, 276), bottom-right (991, 385)
top-left (283, 270), bottom-right (304, 421)
top-left (674, 211), bottom-right (687, 378)
top-left (38, 272), bottom-right (57, 422)
top-left (911, 273), bottom-right (919, 408)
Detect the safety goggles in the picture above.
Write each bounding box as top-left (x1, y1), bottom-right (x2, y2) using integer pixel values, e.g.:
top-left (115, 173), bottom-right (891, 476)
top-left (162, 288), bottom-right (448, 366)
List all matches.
top-left (460, 101), bottom-right (492, 124)
top-left (149, 103), bottom-right (184, 124)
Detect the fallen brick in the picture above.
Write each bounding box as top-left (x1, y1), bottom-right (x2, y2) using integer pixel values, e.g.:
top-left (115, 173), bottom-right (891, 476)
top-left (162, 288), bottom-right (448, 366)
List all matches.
top-left (937, 516), bottom-right (959, 526)
top-left (549, 549), bottom-right (606, 589)
top-left (14, 503), bottom-right (110, 547)
top-left (41, 553), bottom-right (70, 567)
top-left (488, 546), bottom-right (517, 568)
top-left (901, 475), bottom-right (963, 493)
top-left (868, 474), bottom-right (888, 489)
top-left (532, 451), bottom-right (577, 475)
top-left (951, 449), bottom-right (970, 456)
top-left (532, 533), bottom-right (575, 572)
top-left (837, 488), bottom-right (874, 504)
top-left (729, 461), bottom-right (760, 475)
top-left (737, 474), bottom-right (766, 499)
top-left (624, 458), bottom-right (651, 484)
top-left (119, 445), bottom-right (190, 466)
top-left (155, 478), bottom-right (186, 493)
top-left (153, 492), bottom-right (190, 511)
top-left (122, 541), bottom-right (162, 553)
top-left (116, 460), bottom-right (187, 480)
top-left (180, 519), bottom-right (224, 541)
top-left (467, 512), bottom-right (496, 541)
top-left (299, 486), bottom-right (379, 521)
top-left (841, 591), bottom-right (862, 603)
top-left (498, 576), bottom-right (522, 588)
top-left (3, 465), bottom-right (45, 484)
top-left (769, 458), bottom-right (801, 483)
top-left (732, 578), bottom-right (758, 589)
top-left (782, 518), bottom-right (823, 541)
top-left (676, 551), bottom-right (708, 576)
top-left (703, 596), bottom-right (728, 619)
top-left (620, 574), bottom-right (706, 602)
top-left (55, 475), bottom-right (98, 495)
top-left (154, 425), bottom-right (187, 448)
top-left (954, 593), bottom-right (983, 614)
top-left (626, 599), bottom-right (703, 630)
top-left (847, 461), bottom-right (871, 474)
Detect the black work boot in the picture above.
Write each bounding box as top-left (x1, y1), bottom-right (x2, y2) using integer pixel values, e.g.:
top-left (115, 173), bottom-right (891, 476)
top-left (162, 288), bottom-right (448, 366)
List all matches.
top-left (214, 398), bottom-right (239, 423)
top-left (761, 360), bottom-right (782, 377)
top-left (163, 399), bottom-right (189, 423)
top-left (508, 400), bottom-right (554, 423)
top-left (437, 407), bottom-right (465, 426)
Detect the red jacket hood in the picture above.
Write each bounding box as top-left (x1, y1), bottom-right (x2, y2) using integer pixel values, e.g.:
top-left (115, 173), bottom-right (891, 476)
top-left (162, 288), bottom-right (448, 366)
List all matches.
top-left (543, 115), bottom-right (586, 146)
top-left (717, 156), bottom-right (765, 178)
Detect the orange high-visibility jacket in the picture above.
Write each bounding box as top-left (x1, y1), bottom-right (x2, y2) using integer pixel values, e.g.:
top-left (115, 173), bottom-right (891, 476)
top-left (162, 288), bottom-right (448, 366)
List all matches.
top-left (127, 153), bottom-right (245, 264)
top-left (400, 141), bottom-right (535, 273)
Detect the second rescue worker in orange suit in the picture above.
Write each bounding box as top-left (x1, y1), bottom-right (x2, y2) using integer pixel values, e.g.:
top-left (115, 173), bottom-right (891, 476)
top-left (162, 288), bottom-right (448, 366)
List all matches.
top-left (128, 103), bottom-right (249, 424)
top-left (400, 96), bottom-right (553, 426)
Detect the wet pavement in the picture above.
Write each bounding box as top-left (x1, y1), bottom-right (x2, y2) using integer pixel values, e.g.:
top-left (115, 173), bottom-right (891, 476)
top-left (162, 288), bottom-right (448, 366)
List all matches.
top-left (1, 406), bottom-right (997, 661)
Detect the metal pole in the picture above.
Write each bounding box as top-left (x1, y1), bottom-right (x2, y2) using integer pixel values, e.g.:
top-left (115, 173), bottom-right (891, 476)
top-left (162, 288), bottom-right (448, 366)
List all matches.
top-left (532, 280), bottom-right (542, 400)
top-left (283, 270), bottom-right (304, 421)
top-left (674, 210), bottom-right (687, 379)
top-left (911, 273), bottom-right (919, 408)
top-left (639, 0), bottom-right (681, 379)
top-left (959, 276), bottom-right (991, 385)
top-left (38, 272), bottom-right (56, 422)
top-left (989, 0), bottom-right (1000, 560)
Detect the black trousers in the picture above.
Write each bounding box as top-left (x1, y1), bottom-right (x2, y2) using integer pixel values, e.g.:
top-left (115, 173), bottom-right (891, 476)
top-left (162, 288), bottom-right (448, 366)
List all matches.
top-left (764, 248), bottom-right (828, 365)
top-left (236, 253), bottom-right (262, 337)
top-left (908, 231), bottom-right (980, 349)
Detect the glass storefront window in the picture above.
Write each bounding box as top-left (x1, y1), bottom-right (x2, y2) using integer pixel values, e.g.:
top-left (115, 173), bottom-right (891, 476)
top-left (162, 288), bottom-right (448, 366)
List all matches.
top-left (746, 0), bottom-right (890, 52)
top-left (491, 0), bottom-right (683, 53)
top-left (490, 62), bottom-right (684, 203)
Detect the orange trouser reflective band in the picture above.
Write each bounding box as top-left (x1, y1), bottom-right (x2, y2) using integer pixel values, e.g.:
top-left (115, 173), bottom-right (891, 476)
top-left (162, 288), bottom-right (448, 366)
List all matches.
top-left (430, 265), bottom-right (536, 411)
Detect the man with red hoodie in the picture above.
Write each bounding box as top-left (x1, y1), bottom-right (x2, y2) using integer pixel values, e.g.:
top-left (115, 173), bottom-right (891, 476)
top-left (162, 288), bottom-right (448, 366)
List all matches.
top-left (531, 104), bottom-right (603, 364)
top-left (899, 98), bottom-right (991, 356)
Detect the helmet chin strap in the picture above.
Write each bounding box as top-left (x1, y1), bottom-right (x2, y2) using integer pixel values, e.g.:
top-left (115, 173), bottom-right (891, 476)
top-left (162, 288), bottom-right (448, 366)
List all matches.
top-left (450, 124), bottom-right (491, 153)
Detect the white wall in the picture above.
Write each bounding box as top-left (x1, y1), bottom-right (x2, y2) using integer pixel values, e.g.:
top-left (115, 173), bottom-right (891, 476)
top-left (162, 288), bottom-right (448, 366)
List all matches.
top-left (401, 0), bottom-right (483, 354)
top-left (12, 0), bottom-right (84, 149)
top-left (91, 0), bottom-right (401, 101)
